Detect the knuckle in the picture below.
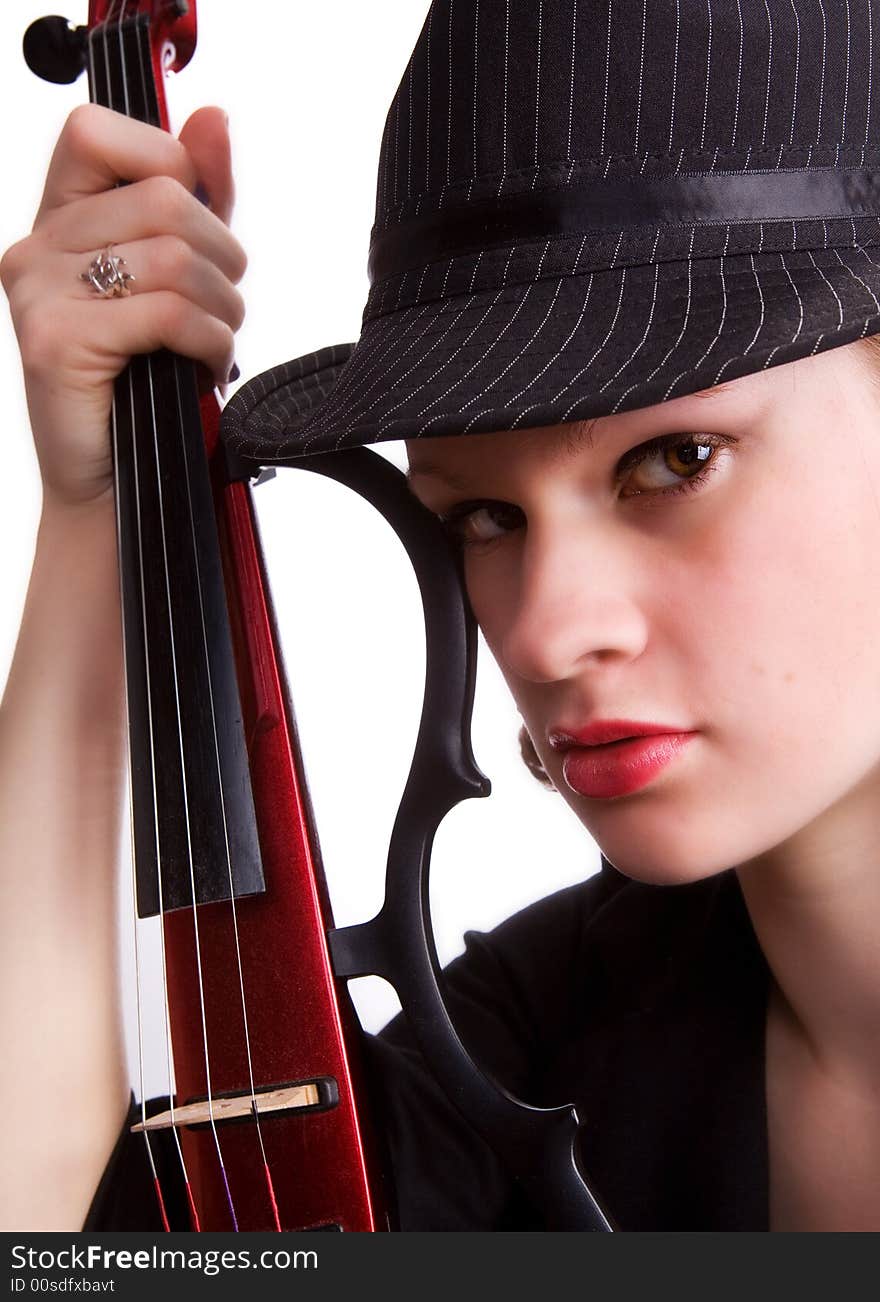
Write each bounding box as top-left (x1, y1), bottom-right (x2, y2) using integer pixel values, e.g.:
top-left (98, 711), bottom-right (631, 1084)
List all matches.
top-left (159, 291), bottom-right (193, 333)
top-left (208, 320), bottom-right (231, 367)
top-left (61, 103), bottom-right (105, 155)
top-left (160, 292), bottom-right (201, 338)
top-left (231, 242), bottom-right (248, 282)
top-left (147, 174), bottom-right (191, 225)
top-left (0, 237), bottom-right (28, 292)
top-left (219, 324), bottom-right (235, 371)
top-left (17, 311), bottom-right (63, 375)
top-left (230, 289), bottom-right (246, 332)
top-left (219, 321), bottom-right (234, 354)
top-left (157, 234), bottom-right (193, 278)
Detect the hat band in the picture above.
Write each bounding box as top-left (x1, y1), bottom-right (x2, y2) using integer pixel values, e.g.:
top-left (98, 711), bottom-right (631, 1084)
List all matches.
top-left (368, 167), bottom-right (880, 286)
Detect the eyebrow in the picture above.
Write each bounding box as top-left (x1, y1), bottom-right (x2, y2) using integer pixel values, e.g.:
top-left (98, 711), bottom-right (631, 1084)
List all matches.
top-left (405, 381), bottom-right (741, 488)
top-left (692, 379), bottom-right (739, 400)
top-left (405, 461), bottom-right (477, 490)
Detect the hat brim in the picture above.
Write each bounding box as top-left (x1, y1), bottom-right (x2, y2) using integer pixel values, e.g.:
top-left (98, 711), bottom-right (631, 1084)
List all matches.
top-left (220, 244), bottom-right (880, 463)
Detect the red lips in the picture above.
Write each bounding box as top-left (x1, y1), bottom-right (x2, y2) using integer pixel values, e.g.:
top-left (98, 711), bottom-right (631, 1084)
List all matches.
top-left (547, 720), bottom-right (699, 798)
top-left (548, 719), bottom-right (688, 749)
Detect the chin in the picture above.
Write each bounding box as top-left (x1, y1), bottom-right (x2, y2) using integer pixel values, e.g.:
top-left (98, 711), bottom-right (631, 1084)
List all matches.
top-left (604, 858), bottom-right (730, 889)
top-left (592, 831), bottom-right (736, 889)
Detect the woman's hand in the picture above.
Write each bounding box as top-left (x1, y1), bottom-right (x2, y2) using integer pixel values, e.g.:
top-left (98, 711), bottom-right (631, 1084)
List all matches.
top-left (0, 102), bottom-right (246, 509)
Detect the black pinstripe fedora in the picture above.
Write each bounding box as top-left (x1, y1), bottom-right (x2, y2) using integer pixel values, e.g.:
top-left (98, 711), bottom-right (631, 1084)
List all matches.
top-left (222, 0), bottom-right (880, 463)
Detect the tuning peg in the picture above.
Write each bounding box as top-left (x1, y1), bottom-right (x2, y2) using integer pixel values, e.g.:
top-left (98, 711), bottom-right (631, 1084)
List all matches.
top-left (23, 15), bottom-right (88, 85)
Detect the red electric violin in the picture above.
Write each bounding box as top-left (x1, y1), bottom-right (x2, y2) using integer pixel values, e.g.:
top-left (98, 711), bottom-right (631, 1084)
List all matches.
top-left (23, 0), bottom-right (613, 1233)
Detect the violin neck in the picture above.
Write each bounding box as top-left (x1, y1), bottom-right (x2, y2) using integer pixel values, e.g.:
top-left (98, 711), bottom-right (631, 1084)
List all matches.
top-left (86, 10), bottom-right (157, 126)
top-left (85, 14), bottom-right (265, 915)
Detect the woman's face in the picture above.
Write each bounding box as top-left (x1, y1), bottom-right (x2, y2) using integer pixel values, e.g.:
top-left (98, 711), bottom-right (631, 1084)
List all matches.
top-left (405, 342), bottom-right (880, 886)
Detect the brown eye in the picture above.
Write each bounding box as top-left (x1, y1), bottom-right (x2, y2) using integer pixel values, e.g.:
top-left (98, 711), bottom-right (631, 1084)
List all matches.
top-left (440, 500), bottom-right (524, 546)
top-left (618, 433), bottom-right (731, 499)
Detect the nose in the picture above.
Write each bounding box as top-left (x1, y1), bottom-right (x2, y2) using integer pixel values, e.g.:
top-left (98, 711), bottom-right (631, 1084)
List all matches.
top-left (497, 522), bottom-right (649, 684)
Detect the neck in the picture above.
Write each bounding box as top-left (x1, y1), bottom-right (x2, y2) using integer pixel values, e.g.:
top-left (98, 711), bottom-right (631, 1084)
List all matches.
top-left (735, 767), bottom-right (880, 1089)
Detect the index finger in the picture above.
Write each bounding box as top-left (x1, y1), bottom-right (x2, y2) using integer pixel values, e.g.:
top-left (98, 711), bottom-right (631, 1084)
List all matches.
top-left (35, 103), bottom-right (199, 222)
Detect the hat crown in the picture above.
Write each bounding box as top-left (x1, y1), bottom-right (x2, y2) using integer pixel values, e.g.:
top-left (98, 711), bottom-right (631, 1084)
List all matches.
top-left (375, 0), bottom-right (877, 231)
top-left (362, 0), bottom-right (880, 326)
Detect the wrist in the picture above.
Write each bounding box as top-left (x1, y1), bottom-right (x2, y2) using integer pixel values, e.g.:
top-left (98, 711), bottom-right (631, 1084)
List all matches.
top-left (40, 480), bottom-right (117, 525)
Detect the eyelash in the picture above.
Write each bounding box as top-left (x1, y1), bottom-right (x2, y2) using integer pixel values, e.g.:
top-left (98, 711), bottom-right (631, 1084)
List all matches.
top-left (438, 432), bottom-right (735, 548)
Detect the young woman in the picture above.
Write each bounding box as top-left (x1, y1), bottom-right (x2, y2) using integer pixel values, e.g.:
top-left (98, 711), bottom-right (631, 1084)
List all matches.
top-left (4, 0), bottom-right (880, 1231)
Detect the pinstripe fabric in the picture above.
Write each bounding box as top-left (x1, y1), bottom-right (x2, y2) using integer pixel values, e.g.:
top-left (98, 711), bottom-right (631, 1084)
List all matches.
top-left (221, 1), bottom-right (880, 461)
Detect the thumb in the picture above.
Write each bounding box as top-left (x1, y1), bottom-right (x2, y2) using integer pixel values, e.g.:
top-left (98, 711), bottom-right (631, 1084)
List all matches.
top-left (177, 105), bottom-right (235, 226)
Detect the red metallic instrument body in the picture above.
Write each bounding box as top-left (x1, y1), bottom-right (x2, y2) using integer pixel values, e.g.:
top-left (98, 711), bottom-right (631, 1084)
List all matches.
top-left (159, 406), bottom-right (388, 1232)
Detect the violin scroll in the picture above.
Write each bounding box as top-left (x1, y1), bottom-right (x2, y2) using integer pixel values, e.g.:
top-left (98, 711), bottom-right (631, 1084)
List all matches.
top-left (25, 4), bottom-right (196, 93)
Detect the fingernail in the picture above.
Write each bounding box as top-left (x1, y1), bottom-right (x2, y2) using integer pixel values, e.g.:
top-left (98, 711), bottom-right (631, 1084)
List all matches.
top-left (228, 362), bottom-right (240, 382)
top-left (194, 181), bottom-right (210, 207)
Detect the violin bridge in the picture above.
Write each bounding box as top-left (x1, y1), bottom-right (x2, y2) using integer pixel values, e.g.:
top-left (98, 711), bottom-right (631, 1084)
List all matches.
top-left (131, 1079), bottom-right (335, 1133)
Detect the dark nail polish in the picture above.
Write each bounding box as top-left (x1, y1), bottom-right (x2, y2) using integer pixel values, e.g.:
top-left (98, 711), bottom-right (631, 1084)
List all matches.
top-left (194, 181), bottom-right (210, 207)
top-left (228, 362), bottom-right (240, 382)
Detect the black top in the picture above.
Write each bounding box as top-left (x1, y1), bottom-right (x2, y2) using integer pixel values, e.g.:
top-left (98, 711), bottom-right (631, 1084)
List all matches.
top-left (84, 861), bottom-right (772, 1231)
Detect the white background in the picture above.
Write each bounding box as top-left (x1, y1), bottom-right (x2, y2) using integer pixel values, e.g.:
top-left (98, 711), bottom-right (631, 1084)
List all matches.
top-left (0, 1), bottom-right (599, 1095)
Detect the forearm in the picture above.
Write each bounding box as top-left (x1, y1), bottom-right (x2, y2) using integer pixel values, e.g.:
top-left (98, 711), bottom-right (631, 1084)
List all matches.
top-left (0, 490), bottom-right (130, 1229)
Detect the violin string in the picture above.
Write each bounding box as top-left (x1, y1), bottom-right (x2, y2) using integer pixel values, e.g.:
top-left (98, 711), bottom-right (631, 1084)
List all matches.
top-left (121, 8), bottom-right (239, 1233)
top-left (128, 6), bottom-right (281, 1232)
top-left (105, 2), bottom-right (192, 1229)
top-left (99, 1), bottom-right (196, 1231)
top-left (113, 402), bottom-right (170, 1235)
top-left (94, 1), bottom-right (202, 1231)
top-left (146, 321), bottom-right (237, 1217)
top-left (139, 346), bottom-right (241, 1232)
top-left (88, 7), bottom-right (174, 1233)
top-left (116, 4), bottom-right (205, 1232)
top-left (98, 0), bottom-right (281, 1236)
top-left (168, 354), bottom-right (283, 1232)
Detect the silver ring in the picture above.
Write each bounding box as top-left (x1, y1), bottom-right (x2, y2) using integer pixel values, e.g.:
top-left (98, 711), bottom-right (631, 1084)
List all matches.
top-left (79, 244), bottom-right (135, 298)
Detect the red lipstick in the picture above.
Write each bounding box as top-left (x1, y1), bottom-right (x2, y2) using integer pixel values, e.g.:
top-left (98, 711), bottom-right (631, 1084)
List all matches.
top-left (548, 720), bottom-right (698, 799)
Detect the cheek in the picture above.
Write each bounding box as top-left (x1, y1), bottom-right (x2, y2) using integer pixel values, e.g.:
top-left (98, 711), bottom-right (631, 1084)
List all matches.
top-left (652, 468), bottom-right (880, 872)
top-left (462, 556), bottom-right (517, 648)
top-left (705, 472), bottom-right (880, 742)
